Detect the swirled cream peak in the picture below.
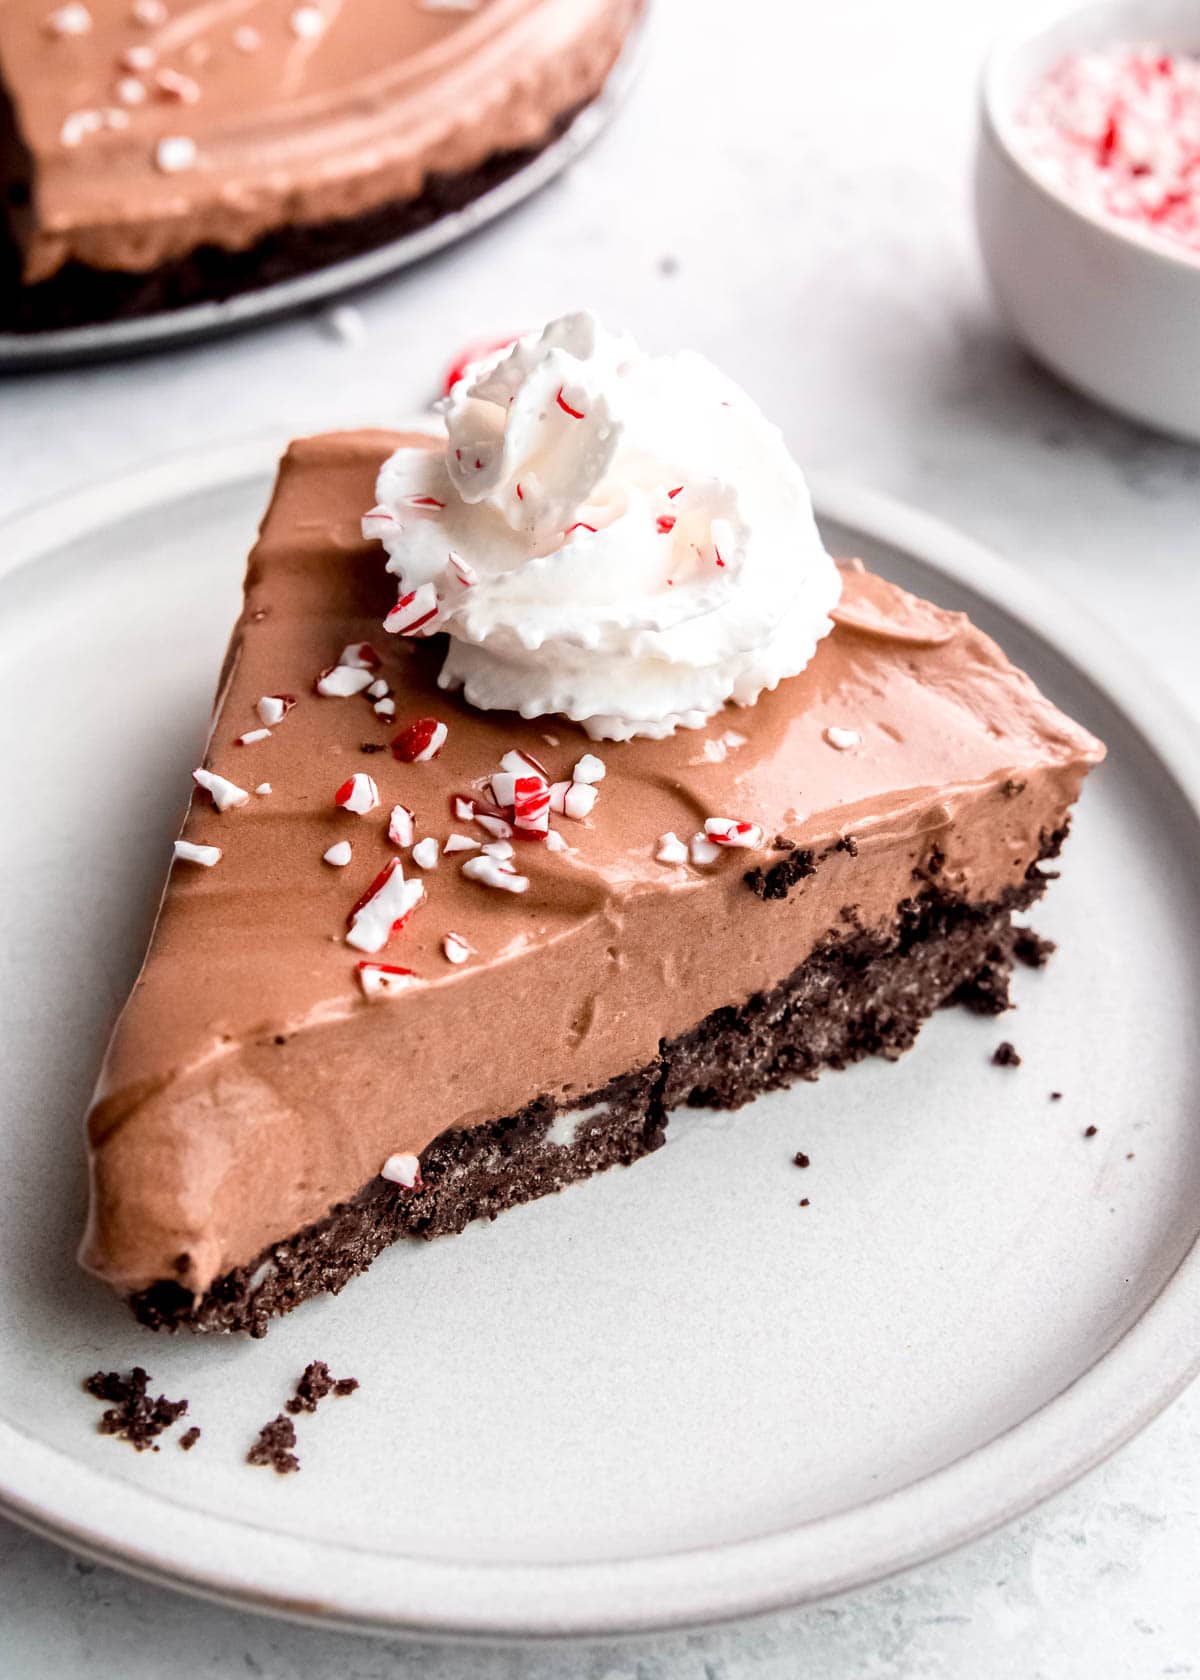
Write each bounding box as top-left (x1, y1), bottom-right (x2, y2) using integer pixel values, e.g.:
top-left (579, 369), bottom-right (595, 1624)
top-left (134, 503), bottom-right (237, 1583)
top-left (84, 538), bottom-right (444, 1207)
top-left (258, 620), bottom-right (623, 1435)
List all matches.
top-left (367, 312), bottom-right (843, 741)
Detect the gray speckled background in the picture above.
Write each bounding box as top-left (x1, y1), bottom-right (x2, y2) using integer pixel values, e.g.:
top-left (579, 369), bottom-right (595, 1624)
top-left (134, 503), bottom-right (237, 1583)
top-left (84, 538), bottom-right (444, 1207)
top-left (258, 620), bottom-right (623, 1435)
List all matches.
top-left (2, 0), bottom-right (1199, 1671)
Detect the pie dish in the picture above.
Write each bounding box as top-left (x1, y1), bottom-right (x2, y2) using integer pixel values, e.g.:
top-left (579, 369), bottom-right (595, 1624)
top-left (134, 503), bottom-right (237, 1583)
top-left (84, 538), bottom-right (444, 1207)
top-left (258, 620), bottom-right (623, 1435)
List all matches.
top-left (0, 0), bottom-right (640, 331)
top-left (79, 317), bottom-right (1105, 1334)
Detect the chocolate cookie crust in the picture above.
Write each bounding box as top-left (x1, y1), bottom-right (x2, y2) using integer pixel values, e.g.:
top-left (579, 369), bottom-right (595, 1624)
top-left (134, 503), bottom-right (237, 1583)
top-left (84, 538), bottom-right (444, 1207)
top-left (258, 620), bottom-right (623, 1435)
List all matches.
top-left (1, 101), bottom-right (583, 335)
top-left (130, 833), bottom-right (1063, 1338)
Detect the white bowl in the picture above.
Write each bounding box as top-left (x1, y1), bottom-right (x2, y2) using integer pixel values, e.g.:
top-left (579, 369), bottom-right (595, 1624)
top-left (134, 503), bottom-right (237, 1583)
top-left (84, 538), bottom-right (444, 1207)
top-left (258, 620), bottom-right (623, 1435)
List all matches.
top-left (975, 0), bottom-right (1200, 441)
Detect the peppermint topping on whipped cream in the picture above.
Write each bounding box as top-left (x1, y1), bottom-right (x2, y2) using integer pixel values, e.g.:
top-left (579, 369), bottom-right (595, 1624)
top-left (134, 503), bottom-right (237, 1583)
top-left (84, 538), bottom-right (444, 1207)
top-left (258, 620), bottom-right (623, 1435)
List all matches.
top-left (367, 311), bottom-right (843, 741)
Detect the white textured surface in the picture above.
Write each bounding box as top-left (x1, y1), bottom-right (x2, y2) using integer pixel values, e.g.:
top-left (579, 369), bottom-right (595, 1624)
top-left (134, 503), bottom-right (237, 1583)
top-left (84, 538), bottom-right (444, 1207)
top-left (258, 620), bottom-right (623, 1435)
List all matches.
top-left (1, 0), bottom-right (1199, 1672)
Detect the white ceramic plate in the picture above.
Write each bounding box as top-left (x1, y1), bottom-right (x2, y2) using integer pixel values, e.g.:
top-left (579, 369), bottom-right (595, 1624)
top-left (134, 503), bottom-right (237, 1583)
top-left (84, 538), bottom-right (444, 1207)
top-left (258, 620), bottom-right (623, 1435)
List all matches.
top-left (0, 9), bottom-right (649, 373)
top-left (0, 441), bottom-right (1197, 1641)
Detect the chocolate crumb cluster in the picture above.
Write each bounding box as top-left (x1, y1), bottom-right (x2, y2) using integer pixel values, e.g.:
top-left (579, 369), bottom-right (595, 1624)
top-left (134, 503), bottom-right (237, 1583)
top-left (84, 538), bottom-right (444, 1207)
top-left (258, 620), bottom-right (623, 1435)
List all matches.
top-left (992, 1041), bottom-right (1022, 1068)
top-left (248, 1361), bottom-right (359, 1474)
top-left (83, 1367), bottom-right (188, 1451)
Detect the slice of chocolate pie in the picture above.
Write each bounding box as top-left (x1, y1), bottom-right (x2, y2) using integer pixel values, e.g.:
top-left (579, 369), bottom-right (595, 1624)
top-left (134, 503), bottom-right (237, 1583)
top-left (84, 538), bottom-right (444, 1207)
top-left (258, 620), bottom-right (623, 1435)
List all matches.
top-left (0, 0), bottom-right (640, 331)
top-left (80, 315), bottom-right (1104, 1334)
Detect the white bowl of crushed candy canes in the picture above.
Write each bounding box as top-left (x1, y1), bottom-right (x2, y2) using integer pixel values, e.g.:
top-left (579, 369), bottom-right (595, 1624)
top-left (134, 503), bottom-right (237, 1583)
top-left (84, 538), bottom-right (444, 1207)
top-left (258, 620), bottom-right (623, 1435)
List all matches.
top-left (976, 0), bottom-right (1200, 442)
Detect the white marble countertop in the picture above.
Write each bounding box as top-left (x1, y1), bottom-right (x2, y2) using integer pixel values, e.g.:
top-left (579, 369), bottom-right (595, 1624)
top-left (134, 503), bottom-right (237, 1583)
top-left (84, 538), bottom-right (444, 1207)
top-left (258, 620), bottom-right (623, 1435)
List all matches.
top-left (2, 0), bottom-right (1198, 1673)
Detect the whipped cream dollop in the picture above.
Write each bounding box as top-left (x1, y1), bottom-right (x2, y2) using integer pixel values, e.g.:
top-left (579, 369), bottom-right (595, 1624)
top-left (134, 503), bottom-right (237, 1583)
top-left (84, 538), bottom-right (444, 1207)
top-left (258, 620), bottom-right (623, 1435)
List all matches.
top-left (367, 311), bottom-right (842, 740)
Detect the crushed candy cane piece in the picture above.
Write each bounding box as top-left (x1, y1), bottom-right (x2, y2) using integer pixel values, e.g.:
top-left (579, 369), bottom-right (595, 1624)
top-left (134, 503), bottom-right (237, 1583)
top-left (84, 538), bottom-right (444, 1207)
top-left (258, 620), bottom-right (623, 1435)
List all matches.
top-left (374, 698), bottom-right (396, 719)
top-left (361, 504), bottom-right (396, 541)
top-left (380, 1149), bottom-right (422, 1185)
top-left (544, 830), bottom-right (569, 853)
top-left (323, 840), bottom-right (352, 867)
top-left (443, 833), bottom-right (479, 853)
top-left (490, 772), bottom-right (518, 808)
top-left (447, 551), bottom-right (478, 588)
top-left (443, 932), bottom-right (471, 964)
top-left (690, 832), bottom-right (721, 866)
top-left (572, 753), bottom-right (606, 784)
top-left (120, 41), bottom-right (154, 68)
top-left (115, 75), bottom-right (146, 103)
top-left (824, 725), bottom-right (861, 751)
top-left (499, 748), bottom-right (549, 779)
top-left (193, 766), bottom-right (249, 811)
top-left (548, 781), bottom-right (569, 814)
top-left (255, 782), bottom-right (272, 795)
top-left (174, 839), bottom-right (221, 867)
top-left (704, 817), bottom-right (765, 848)
top-left (334, 773), bottom-right (380, 815)
top-left (392, 718), bottom-right (447, 763)
top-left (235, 727), bottom-right (271, 746)
top-left (563, 782), bottom-right (598, 820)
top-left (462, 855), bottom-right (529, 893)
top-left (411, 837), bottom-right (440, 870)
top-left (257, 694), bottom-right (294, 726)
top-left (289, 3), bottom-right (324, 35)
top-left (45, 2), bottom-right (91, 33)
top-left (155, 135), bottom-right (196, 173)
top-left (384, 583), bottom-right (439, 636)
top-left (475, 811), bottom-right (513, 840)
top-left (481, 839), bottom-right (514, 860)
top-left (722, 730), bottom-right (748, 749)
top-left (513, 774), bottom-right (551, 834)
top-left (453, 796), bottom-right (476, 821)
top-left (365, 677), bottom-right (389, 700)
top-left (339, 642), bottom-right (382, 671)
top-left (387, 804), bottom-right (415, 848)
top-left (316, 664), bottom-right (374, 697)
top-left (60, 109), bottom-right (104, 146)
top-left (233, 22), bottom-right (260, 49)
top-left (656, 832), bottom-right (688, 865)
top-left (346, 860), bottom-right (424, 953)
top-left (359, 965), bottom-right (419, 1001)
top-left (442, 331), bottom-right (519, 395)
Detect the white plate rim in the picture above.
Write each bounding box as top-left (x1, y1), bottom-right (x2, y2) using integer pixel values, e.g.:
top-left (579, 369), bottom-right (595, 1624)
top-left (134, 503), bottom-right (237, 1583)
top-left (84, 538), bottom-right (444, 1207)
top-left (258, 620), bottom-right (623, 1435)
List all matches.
top-left (0, 439), bottom-right (1197, 1641)
top-left (0, 7), bottom-right (651, 372)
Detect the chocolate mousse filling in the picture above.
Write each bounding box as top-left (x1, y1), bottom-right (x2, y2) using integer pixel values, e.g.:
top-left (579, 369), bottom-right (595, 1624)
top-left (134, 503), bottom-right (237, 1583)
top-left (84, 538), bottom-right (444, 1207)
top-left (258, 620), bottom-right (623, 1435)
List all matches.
top-left (0, 0), bottom-right (640, 332)
top-left (78, 429), bottom-right (1104, 1333)
top-left (132, 835), bottom-right (1064, 1337)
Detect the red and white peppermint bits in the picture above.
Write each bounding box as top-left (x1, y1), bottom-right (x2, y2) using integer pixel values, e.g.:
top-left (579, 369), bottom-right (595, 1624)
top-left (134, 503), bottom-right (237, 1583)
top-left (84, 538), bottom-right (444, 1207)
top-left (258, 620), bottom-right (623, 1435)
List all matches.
top-left (384, 583), bottom-right (439, 637)
top-left (453, 796), bottom-right (476, 822)
top-left (498, 748), bottom-right (550, 780)
top-left (513, 774), bottom-right (550, 835)
top-left (689, 833), bottom-right (721, 866)
top-left (387, 804), bottom-right (415, 848)
top-left (461, 855), bottom-right (529, 894)
top-left (334, 773), bottom-right (380, 816)
top-left (380, 1150), bottom-right (422, 1187)
top-left (173, 839), bottom-right (221, 867)
top-left (392, 718), bottom-right (447, 763)
top-left (443, 932), bottom-right (471, 964)
top-left (550, 780), bottom-right (598, 820)
top-left (489, 772), bottom-right (518, 808)
top-left (339, 642), bottom-right (383, 671)
top-left (374, 698), bottom-right (396, 720)
top-left (656, 831), bottom-right (688, 866)
top-left (411, 837), bottom-right (439, 870)
top-left (346, 859), bottom-right (425, 953)
top-left (572, 753), bottom-right (606, 784)
top-left (257, 694), bottom-right (294, 726)
top-left (366, 678), bottom-right (389, 700)
top-left (255, 782), bottom-right (273, 796)
top-left (45, 2), bottom-right (91, 34)
top-left (704, 817), bottom-right (765, 849)
top-left (361, 505), bottom-right (396, 542)
top-left (316, 663), bottom-right (374, 698)
top-left (358, 964), bottom-right (419, 1001)
top-left (235, 728), bottom-right (271, 746)
top-left (474, 811), bottom-right (513, 840)
top-left (443, 833), bottom-right (479, 854)
top-left (544, 829), bottom-right (569, 854)
top-left (192, 766), bottom-right (249, 811)
top-left (824, 725), bottom-right (861, 751)
top-left (447, 551), bottom-right (477, 588)
top-left (441, 332), bottom-right (520, 396)
top-left (323, 840), bottom-right (352, 867)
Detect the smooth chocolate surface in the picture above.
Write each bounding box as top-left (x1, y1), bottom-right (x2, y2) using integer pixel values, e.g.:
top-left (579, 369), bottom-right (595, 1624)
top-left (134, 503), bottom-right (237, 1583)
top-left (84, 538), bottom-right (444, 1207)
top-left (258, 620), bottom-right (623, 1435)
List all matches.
top-left (80, 428), bottom-right (1104, 1302)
